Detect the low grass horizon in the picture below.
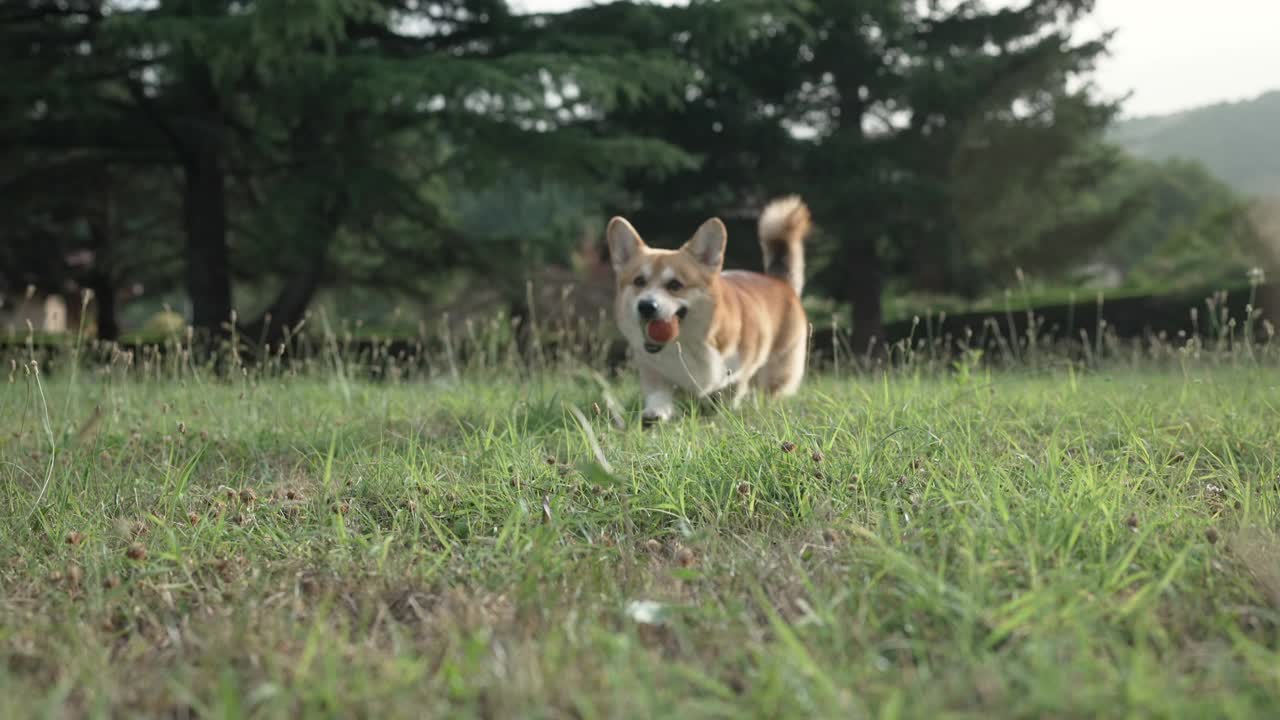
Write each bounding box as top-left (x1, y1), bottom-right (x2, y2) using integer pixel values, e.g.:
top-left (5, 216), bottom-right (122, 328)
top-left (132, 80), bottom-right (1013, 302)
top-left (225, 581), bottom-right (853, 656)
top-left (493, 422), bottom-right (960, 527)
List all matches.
top-left (2, 342), bottom-right (1279, 717)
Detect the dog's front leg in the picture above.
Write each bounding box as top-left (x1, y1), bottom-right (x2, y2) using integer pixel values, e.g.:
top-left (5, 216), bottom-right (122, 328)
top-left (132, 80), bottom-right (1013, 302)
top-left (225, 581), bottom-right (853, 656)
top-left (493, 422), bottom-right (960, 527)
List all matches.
top-left (640, 365), bottom-right (676, 427)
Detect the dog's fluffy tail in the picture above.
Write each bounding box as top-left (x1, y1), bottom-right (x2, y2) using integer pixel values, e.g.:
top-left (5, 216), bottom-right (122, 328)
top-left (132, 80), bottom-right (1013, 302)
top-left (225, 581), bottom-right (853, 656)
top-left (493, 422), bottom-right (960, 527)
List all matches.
top-left (758, 195), bottom-right (812, 295)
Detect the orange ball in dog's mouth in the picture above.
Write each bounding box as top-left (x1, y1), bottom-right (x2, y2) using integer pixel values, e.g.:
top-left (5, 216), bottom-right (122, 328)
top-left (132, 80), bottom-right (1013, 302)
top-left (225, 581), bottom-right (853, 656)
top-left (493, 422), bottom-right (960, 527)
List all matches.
top-left (644, 318), bottom-right (679, 352)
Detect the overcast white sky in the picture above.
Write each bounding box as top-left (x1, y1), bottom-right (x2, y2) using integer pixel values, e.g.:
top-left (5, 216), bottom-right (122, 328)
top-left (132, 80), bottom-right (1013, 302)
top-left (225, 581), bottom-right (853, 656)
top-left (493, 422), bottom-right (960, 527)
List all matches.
top-left (515, 0), bottom-right (1280, 118)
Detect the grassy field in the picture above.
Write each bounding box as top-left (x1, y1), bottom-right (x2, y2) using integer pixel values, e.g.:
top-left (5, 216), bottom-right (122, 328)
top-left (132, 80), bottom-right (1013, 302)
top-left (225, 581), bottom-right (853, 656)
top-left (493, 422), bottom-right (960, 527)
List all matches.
top-left (2, 356), bottom-right (1280, 718)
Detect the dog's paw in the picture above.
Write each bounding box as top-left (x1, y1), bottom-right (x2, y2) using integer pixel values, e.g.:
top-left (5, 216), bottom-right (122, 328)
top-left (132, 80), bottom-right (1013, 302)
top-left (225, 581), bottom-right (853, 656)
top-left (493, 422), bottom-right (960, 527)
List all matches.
top-left (641, 411), bottom-right (670, 429)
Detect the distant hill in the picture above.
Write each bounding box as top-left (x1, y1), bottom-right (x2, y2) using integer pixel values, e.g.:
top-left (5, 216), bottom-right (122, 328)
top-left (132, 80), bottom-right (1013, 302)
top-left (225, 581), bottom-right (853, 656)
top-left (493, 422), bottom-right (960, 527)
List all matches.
top-left (1110, 91), bottom-right (1280, 197)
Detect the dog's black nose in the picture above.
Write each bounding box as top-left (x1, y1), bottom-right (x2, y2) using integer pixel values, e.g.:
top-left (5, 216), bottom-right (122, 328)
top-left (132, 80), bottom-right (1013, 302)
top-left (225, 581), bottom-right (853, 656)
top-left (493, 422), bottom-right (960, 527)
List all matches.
top-left (637, 299), bottom-right (657, 319)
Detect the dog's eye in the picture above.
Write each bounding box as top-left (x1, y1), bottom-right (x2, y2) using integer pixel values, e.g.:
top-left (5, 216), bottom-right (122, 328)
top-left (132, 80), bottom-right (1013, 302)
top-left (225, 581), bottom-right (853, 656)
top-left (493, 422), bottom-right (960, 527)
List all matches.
top-left (632, 276), bottom-right (646, 288)
top-left (665, 279), bottom-right (683, 292)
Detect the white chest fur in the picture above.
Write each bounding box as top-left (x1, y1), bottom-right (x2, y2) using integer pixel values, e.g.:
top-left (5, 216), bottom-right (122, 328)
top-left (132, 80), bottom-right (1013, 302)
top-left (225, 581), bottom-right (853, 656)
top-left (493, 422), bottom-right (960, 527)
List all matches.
top-left (637, 341), bottom-right (741, 396)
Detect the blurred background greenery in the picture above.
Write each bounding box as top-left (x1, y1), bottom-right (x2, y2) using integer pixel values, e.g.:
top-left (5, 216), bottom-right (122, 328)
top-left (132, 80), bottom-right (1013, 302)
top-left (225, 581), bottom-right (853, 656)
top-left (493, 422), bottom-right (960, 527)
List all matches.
top-left (2, 0), bottom-right (1276, 349)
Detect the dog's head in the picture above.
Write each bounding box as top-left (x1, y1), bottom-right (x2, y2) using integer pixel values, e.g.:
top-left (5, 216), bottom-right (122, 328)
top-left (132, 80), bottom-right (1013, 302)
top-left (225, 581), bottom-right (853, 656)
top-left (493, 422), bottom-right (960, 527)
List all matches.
top-left (606, 216), bottom-right (726, 354)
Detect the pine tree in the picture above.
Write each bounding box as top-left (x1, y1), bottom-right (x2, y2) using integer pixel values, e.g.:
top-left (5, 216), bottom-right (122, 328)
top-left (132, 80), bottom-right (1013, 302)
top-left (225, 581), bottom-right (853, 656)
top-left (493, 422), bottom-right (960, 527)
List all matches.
top-left (777, 0), bottom-right (1119, 349)
top-left (1, 1), bottom-right (180, 339)
top-left (5, 0), bottom-right (695, 342)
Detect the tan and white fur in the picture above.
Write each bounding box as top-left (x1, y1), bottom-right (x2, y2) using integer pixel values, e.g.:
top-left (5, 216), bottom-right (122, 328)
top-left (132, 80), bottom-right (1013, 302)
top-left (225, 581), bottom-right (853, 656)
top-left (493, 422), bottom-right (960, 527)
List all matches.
top-left (607, 196), bottom-right (813, 425)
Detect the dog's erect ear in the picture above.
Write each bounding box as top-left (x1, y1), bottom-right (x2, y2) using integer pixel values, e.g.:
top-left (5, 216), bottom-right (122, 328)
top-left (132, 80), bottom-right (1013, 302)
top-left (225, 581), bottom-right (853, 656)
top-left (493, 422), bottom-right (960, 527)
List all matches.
top-left (682, 218), bottom-right (726, 272)
top-left (607, 217), bottom-right (646, 274)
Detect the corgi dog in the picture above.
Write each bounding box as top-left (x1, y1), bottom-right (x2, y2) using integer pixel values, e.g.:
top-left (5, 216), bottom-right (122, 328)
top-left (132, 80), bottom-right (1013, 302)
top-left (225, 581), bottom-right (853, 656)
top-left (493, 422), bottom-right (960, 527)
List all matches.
top-left (607, 196), bottom-right (813, 425)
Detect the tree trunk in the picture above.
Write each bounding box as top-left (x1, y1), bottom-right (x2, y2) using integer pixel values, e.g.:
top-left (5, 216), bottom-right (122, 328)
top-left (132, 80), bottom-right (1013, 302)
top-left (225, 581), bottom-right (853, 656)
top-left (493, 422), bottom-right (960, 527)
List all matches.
top-left (253, 249), bottom-right (327, 349)
top-left (830, 74), bottom-right (887, 359)
top-left (85, 194), bottom-right (119, 342)
top-left (247, 194), bottom-right (344, 348)
top-left (846, 235), bottom-right (884, 357)
top-left (182, 140), bottom-right (232, 338)
top-left (87, 271), bottom-right (119, 341)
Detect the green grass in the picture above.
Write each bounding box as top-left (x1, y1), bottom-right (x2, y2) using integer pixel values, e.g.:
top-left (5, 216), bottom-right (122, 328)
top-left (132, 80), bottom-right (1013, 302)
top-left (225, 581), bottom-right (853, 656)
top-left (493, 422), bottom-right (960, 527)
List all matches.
top-left (2, 359), bottom-right (1280, 718)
